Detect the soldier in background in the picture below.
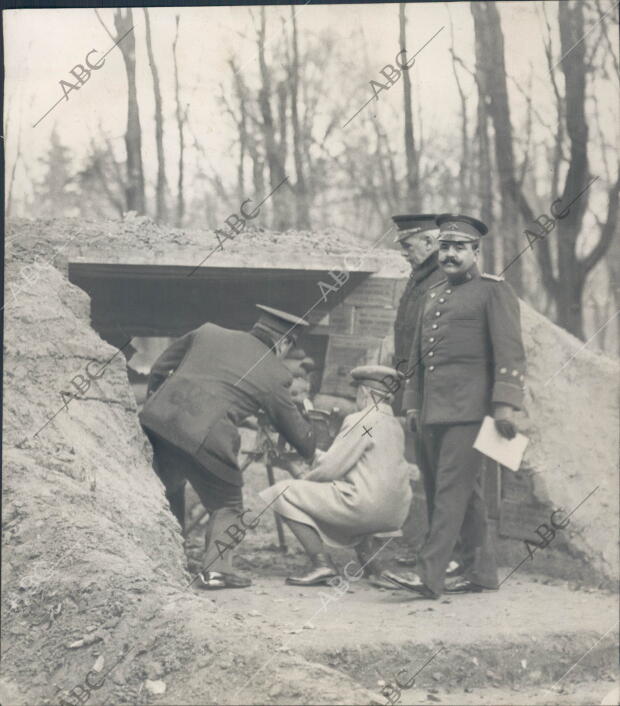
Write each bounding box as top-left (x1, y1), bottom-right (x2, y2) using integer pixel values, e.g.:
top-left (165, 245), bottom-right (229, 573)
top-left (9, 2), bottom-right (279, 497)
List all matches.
top-left (140, 305), bottom-right (316, 590)
top-left (391, 214), bottom-right (444, 566)
top-left (386, 214), bottom-right (526, 597)
top-left (392, 214), bottom-right (443, 400)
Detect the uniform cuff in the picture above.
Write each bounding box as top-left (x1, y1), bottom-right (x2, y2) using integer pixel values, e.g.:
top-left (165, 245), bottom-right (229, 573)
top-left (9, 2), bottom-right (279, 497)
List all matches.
top-left (492, 382), bottom-right (523, 410)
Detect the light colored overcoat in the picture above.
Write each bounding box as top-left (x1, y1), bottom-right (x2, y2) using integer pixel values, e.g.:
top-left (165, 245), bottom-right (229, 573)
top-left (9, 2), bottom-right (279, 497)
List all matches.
top-left (260, 403), bottom-right (412, 547)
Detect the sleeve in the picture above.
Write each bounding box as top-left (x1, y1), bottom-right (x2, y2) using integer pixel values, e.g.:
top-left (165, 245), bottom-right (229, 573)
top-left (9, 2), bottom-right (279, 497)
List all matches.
top-left (146, 332), bottom-right (194, 397)
top-left (487, 282), bottom-right (527, 410)
top-left (401, 304), bottom-right (424, 412)
top-left (303, 415), bottom-right (373, 482)
top-left (263, 372), bottom-right (316, 460)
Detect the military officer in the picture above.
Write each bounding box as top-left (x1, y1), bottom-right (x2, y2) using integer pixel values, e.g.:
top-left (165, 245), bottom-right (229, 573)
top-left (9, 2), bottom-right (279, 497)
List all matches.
top-left (140, 305), bottom-right (316, 589)
top-left (392, 214), bottom-right (444, 385)
top-left (385, 214), bottom-right (526, 597)
top-left (391, 215), bottom-right (445, 565)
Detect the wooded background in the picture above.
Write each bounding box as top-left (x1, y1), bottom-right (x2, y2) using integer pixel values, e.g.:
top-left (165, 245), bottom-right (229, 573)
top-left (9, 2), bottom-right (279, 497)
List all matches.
top-left (4, 1), bottom-right (619, 352)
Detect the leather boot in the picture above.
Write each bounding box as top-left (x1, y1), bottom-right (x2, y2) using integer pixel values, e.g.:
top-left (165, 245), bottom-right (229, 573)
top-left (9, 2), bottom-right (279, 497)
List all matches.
top-left (286, 552), bottom-right (338, 586)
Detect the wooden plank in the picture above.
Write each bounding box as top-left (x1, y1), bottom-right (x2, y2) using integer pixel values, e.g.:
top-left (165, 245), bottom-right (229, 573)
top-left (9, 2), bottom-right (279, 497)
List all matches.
top-left (499, 500), bottom-right (551, 542)
top-left (320, 335), bottom-right (383, 397)
top-left (345, 277), bottom-right (396, 307)
top-left (353, 306), bottom-right (395, 337)
top-left (67, 263), bottom-right (373, 339)
top-left (499, 469), bottom-right (549, 540)
top-left (329, 305), bottom-right (355, 334)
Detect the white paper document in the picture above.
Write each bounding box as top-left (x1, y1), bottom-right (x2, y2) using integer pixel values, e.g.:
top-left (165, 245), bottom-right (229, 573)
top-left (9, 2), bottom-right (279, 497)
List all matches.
top-left (473, 416), bottom-right (529, 472)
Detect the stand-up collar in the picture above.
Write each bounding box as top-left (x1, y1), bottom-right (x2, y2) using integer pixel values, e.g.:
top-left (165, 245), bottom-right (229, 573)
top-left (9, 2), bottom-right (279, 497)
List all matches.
top-left (411, 251), bottom-right (440, 286)
top-left (445, 264), bottom-right (480, 286)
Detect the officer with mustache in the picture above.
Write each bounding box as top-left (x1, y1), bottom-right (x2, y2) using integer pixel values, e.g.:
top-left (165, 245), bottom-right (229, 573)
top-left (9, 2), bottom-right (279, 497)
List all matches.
top-left (385, 214), bottom-right (526, 597)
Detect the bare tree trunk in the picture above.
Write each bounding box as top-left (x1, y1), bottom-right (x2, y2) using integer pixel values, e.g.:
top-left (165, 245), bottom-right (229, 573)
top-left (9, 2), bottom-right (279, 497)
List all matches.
top-left (290, 7), bottom-right (311, 229)
top-left (448, 13), bottom-right (470, 210)
top-left (6, 114), bottom-right (22, 219)
top-left (257, 8), bottom-right (288, 229)
top-left (372, 118), bottom-right (399, 212)
top-left (550, 0), bottom-right (590, 339)
top-left (172, 15), bottom-right (186, 228)
top-left (471, 10), bottom-right (494, 270)
top-left (104, 8), bottom-right (146, 214)
top-left (471, 2), bottom-right (522, 293)
top-left (515, 1), bottom-right (620, 341)
top-left (399, 3), bottom-right (420, 209)
top-left (237, 88), bottom-right (247, 204)
top-left (143, 8), bottom-right (167, 222)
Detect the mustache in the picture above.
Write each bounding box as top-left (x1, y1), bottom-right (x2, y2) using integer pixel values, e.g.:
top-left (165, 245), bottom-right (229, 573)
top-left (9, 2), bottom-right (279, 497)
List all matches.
top-left (440, 257), bottom-right (461, 265)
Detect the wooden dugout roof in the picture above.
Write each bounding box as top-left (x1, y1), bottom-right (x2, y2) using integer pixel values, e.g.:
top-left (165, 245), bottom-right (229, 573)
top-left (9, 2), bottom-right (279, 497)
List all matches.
top-left (68, 262), bottom-right (375, 347)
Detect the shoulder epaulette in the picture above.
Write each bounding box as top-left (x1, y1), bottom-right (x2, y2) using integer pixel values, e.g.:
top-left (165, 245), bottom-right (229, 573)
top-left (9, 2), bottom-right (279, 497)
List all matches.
top-left (429, 279), bottom-right (448, 290)
top-left (481, 273), bottom-right (504, 282)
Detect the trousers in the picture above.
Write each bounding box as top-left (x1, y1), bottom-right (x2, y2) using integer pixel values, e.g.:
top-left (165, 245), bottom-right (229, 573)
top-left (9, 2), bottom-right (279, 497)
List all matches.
top-left (147, 430), bottom-right (243, 532)
top-left (415, 422), bottom-right (498, 595)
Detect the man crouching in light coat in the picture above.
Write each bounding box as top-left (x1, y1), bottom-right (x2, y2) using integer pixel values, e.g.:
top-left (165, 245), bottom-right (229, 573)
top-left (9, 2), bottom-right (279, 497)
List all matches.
top-left (260, 365), bottom-right (413, 587)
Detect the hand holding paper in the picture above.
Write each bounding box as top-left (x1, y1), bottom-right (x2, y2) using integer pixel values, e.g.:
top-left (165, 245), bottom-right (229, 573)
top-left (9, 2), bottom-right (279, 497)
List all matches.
top-left (473, 416), bottom-right (528, 472)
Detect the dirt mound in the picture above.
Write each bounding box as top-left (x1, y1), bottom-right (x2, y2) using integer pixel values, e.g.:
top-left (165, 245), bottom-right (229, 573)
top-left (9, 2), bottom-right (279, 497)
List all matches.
top-left (6, 214), bottom-right (408, 276)
top-left (519, 303), bottom-right (619, 583)
top-left (2, 215), bottom-right (618, 704)
top-left (1, 247), bottom-right (377, 704)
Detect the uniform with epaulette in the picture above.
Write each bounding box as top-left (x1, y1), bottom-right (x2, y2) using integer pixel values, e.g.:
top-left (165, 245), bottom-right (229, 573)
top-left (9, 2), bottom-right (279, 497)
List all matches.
top-left (385, 214), bottom-right (526, 598)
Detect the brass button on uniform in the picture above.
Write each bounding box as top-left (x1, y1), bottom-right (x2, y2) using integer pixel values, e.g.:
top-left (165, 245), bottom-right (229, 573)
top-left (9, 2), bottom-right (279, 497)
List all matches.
top-left (428, 351), bottom-right (434, 357)
top-left (429, 365), bottom-right (435, 371)
top-left (511, 370), bottom-right (518, 376)
top-left (500, 367), bottom-right (507, 374)
top-left (432, 323), bottom-right (438, 330)
top-left (439, 298), bottom-right (445, 303)
top-left (429, 337), bottom-right (435, 343)
top-left (435, 311), bottom-right (441, 317)
top-left (446, 289), bottom-right (452, 294)
top-left (430, 293), bottom-right (436, 299)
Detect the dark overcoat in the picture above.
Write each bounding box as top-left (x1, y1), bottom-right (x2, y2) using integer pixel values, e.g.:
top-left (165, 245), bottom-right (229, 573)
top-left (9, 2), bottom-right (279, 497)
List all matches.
top-left (393, 252), bottom-right (444, 367)
top-left (139, 323), bottom-right (315, 486)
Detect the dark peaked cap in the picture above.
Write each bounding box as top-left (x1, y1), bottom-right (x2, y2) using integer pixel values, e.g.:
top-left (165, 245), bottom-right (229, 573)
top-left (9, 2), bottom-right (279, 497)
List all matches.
top-left (436, 214), bottom-right (488, 243)
top-left (255, 304), bottom-right (309, 343)
top-left (392, 214), bottom-right (438, 244)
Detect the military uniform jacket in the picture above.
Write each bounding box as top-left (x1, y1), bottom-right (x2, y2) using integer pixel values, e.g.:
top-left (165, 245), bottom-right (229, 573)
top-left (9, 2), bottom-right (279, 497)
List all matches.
top-left (139, 323), bottom-right (315, 485)
top-left (401, 267), bottom-right (526, 424)
top-left (393, 252), bottom-right (444, 366)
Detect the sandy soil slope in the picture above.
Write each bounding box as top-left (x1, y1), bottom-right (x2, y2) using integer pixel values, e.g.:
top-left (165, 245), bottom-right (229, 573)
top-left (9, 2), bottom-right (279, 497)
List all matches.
top-left (1, 258), bottom-right (375, 705)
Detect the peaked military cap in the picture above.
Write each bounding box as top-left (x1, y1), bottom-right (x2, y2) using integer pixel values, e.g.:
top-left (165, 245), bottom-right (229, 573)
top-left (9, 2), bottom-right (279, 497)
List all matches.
top-left (436, 214), bottom-right (488, 243)
top-left (255, 304), bottom-right (309, 343)
top-left (351, 365), bottom-right (403, 394)
top-left (392, 214), bottom-right (438, 244)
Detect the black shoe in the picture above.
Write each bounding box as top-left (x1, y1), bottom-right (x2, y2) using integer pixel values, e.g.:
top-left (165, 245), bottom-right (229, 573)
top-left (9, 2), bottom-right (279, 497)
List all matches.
top-left (286, 552), bottom-right (338, 586)
top-left (444, 578), bottom-right (496, 594)
top-left (367, 571), bottom-right (402, 590)
top-left (382, 571), bottom-right (436, 598)
top-left (196, 571), bottom-right (252, 589)
top-left (286, 565), bottom-right (339, 586)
